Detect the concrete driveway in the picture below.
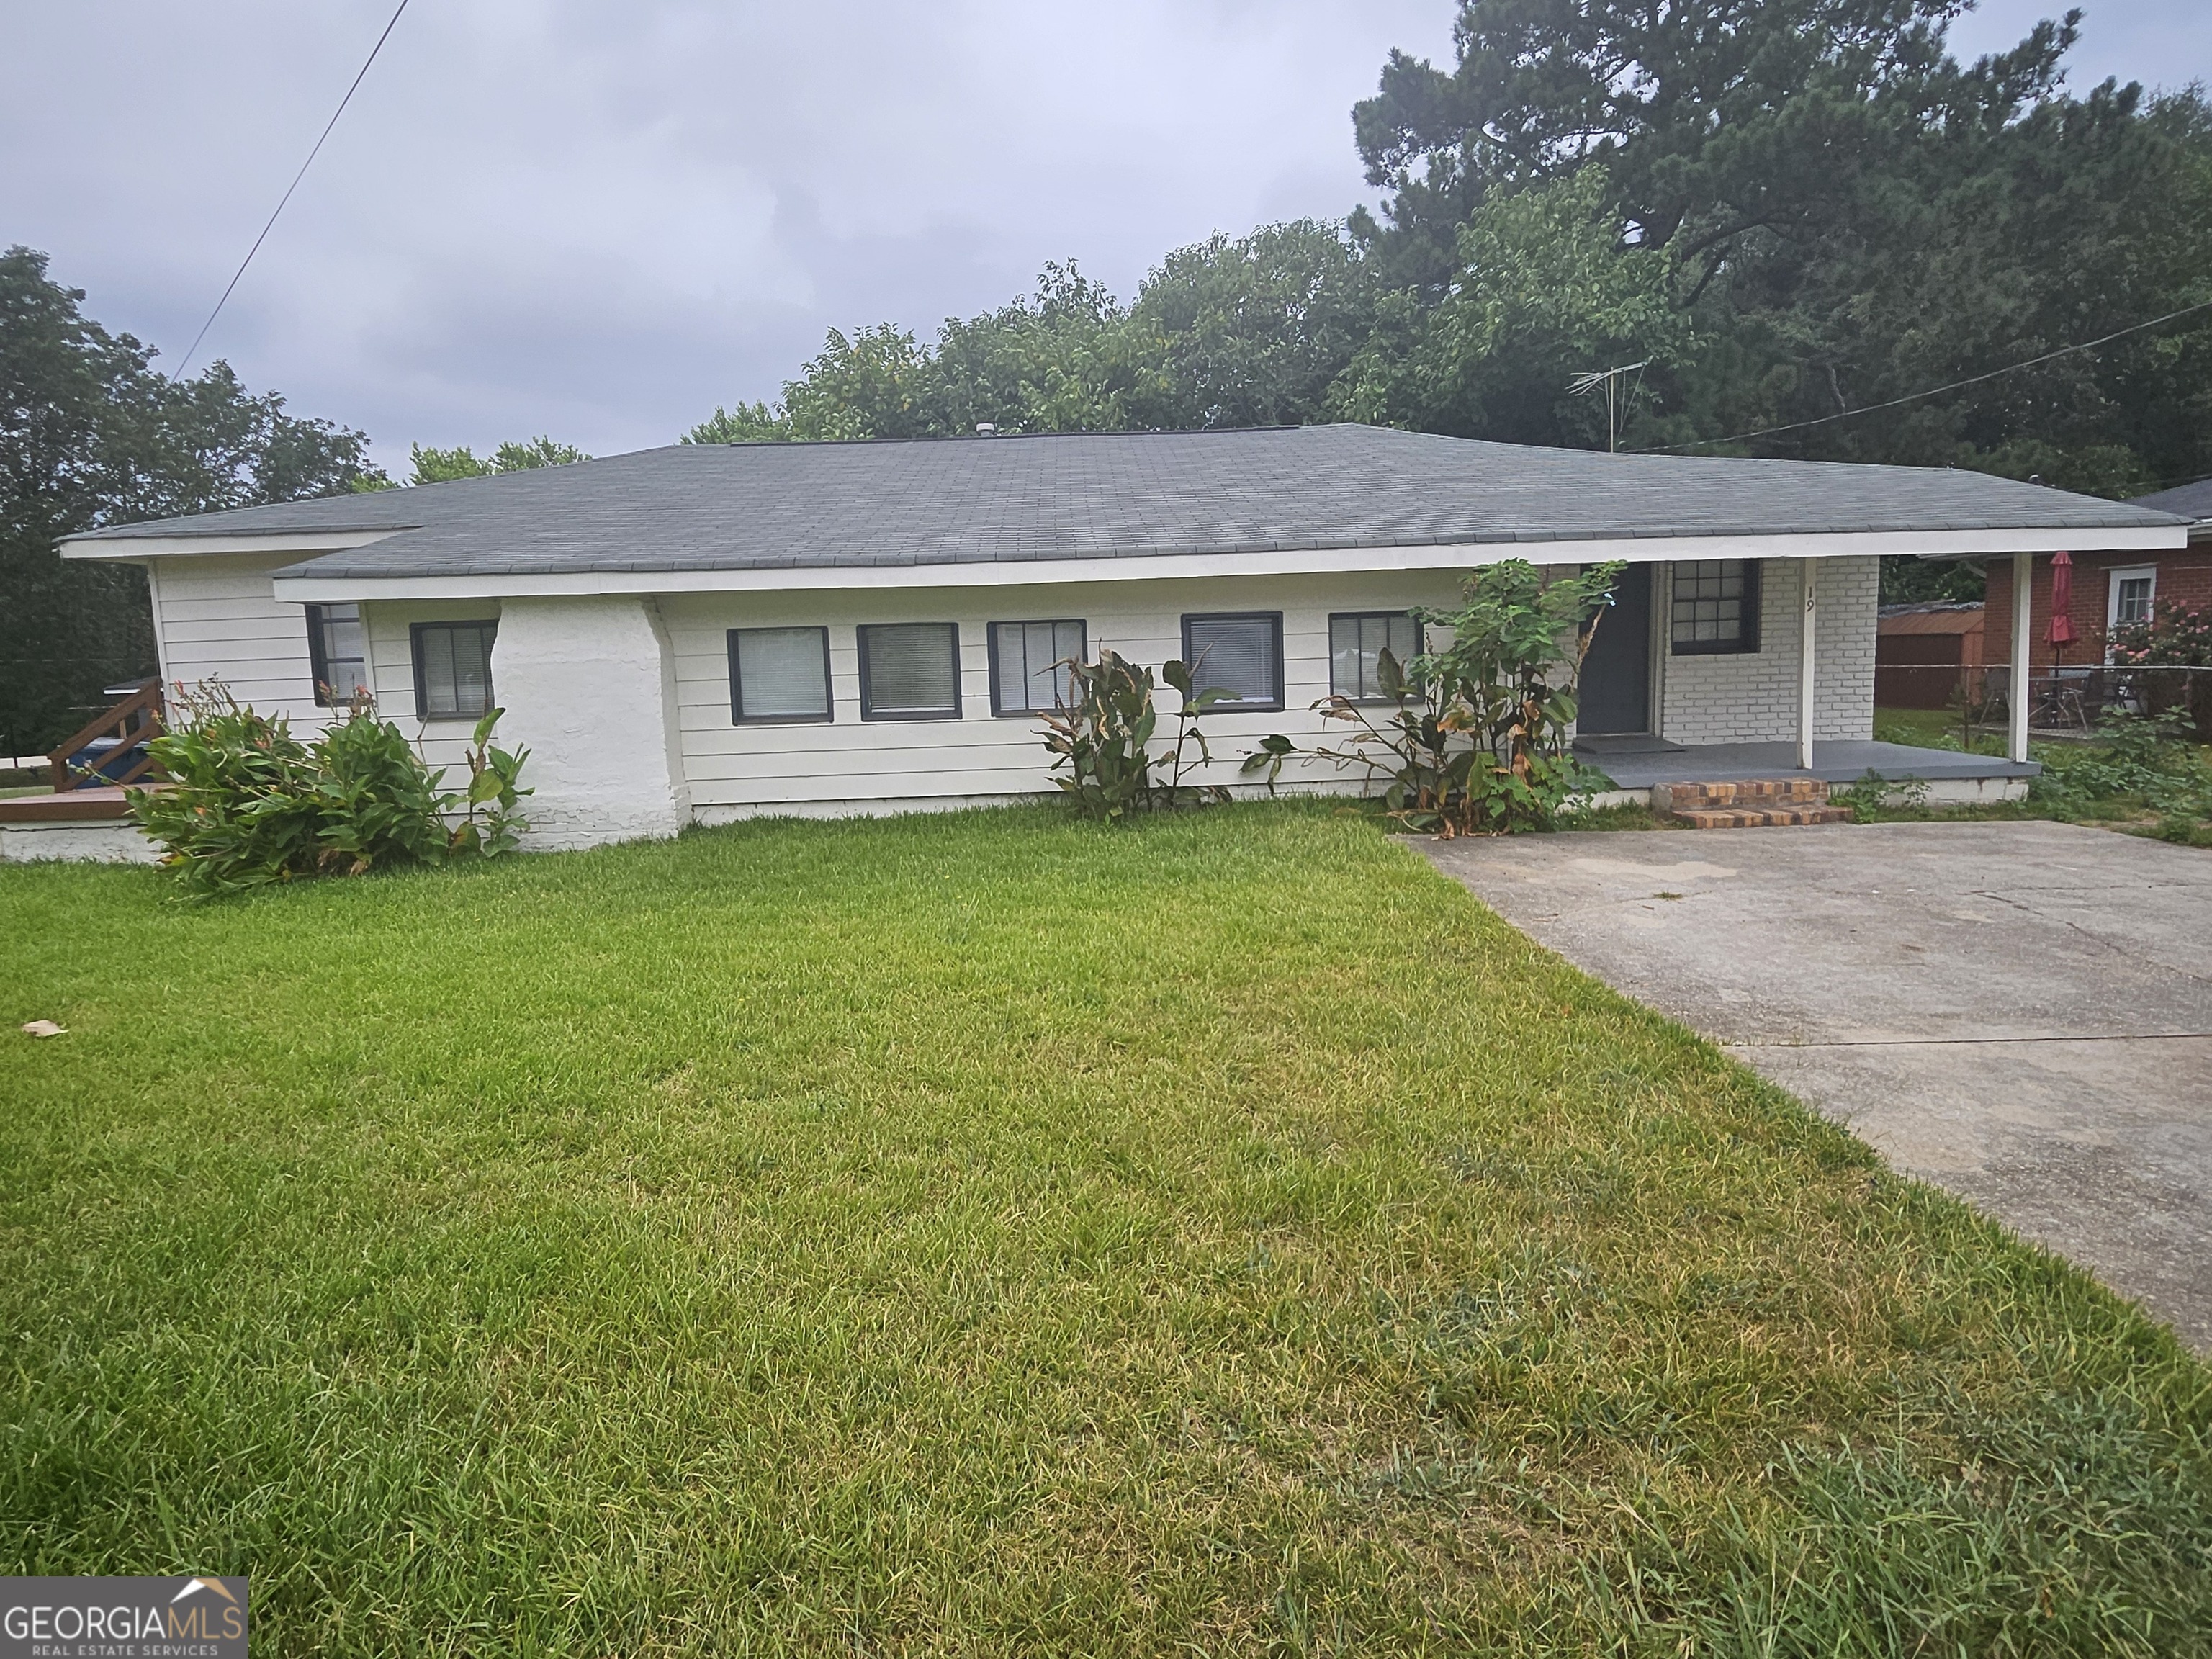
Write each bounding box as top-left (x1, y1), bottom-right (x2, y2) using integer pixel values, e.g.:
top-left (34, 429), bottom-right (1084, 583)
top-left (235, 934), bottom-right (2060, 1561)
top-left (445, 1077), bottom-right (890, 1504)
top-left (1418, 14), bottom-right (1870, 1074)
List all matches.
top-left (1420, 820), bottom-right (2212, 1351)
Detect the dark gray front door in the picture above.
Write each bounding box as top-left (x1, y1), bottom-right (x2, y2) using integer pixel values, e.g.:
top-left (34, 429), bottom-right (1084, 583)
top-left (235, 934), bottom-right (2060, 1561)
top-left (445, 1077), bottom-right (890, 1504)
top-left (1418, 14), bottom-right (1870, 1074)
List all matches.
top-left (1578, 563), bottom-right (1653, 735)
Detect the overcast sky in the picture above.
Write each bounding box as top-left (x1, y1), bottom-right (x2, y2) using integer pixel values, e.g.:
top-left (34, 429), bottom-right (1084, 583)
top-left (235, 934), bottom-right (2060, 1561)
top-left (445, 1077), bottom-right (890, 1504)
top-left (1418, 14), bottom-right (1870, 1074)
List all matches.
top-left (3, 1), bottom-right (2204, 474)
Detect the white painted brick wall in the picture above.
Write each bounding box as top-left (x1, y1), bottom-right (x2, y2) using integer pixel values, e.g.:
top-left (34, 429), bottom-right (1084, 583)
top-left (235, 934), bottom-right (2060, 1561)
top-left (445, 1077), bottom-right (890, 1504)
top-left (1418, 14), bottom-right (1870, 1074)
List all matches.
top-left (1659, 557), bottom-right (1877, 744)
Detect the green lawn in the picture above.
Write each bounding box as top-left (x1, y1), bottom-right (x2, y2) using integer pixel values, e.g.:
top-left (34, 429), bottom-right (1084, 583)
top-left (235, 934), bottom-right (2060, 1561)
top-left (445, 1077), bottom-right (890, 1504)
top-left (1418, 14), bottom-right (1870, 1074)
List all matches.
top-left (4, 805), bottom-right (2208, 1655)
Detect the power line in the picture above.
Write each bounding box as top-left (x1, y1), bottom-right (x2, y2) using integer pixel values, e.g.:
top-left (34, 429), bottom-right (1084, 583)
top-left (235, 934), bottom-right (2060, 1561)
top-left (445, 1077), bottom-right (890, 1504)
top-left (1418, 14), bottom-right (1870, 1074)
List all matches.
top-left (171, 0), bottom-right (413, 380)
top-left (1638, 297), bottom-right (2212, 455)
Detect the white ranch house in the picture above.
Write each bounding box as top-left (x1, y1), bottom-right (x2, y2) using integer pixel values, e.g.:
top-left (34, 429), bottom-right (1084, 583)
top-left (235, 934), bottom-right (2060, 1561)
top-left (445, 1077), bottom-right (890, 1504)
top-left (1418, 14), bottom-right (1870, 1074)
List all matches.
top-left (19, 423), bottom-right (2189, 858)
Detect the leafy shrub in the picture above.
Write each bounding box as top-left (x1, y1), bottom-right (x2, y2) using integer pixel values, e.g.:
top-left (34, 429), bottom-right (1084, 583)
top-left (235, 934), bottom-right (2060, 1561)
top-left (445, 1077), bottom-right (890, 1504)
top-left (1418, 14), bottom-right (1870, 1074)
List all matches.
top-left (1832, 768), bottom-right (1930, 818)
top-left (1243, 559), bottom-right (1620, 835)
top-left (130, 683), bottom-right (530, 896)
top-left (1039, 650), bottom-right (1227, 821)
top-left (2107, 598), bottom-right (2212, 739)
top-left (2030, 709), bottom-right (2211, 815)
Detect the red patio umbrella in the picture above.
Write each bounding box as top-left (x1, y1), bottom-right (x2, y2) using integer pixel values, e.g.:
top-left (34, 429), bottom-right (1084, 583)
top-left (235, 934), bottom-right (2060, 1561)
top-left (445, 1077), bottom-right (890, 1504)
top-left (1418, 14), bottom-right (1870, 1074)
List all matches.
top-left (2046, 550), bottom-right (2076, 662)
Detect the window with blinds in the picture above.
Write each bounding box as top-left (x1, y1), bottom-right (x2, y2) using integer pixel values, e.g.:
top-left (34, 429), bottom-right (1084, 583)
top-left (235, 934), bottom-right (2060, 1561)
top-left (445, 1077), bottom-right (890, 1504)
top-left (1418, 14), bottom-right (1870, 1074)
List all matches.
top-left (729, 626), bottom-right (833, 722)
top-left (1328, 612), bottom-right (1419, 702)
top-left (307, 602), bottom-right (371, 706)
top-left (858, 622), bottom-right (961, 719)
top-left (1669, 559), bottom-right (1761, 655)
top-left (410, 620), bottom-right (497, 720)
top-left (989, 619), bottom-right (1086, 715)
top-left (1179, 613), bottom-right (1283, 710)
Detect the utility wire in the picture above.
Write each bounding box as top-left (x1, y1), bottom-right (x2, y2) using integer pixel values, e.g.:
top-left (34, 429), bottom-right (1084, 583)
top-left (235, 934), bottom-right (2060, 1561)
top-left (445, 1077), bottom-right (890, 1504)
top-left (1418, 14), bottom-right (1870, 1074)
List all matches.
top-left (1639, 296), bottom-right (2212, 455)
top-left (172, 0), bottom-right (412, 380)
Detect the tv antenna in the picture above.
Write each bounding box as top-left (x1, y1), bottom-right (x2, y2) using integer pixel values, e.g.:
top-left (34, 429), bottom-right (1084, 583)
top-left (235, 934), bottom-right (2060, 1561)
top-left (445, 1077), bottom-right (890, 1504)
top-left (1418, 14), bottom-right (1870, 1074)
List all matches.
top-left (1568, 360), bottom-right (1650, 453)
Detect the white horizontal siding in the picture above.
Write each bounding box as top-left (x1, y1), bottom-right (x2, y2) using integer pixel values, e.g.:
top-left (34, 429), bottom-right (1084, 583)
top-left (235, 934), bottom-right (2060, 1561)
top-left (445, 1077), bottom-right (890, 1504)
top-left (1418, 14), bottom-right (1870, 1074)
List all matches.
top-left (661, 572), bottom-right (1465, 811)
top-left (146, 554), bottom-right (505, 780)
top-left (150, 554), bottom-right (326, 724)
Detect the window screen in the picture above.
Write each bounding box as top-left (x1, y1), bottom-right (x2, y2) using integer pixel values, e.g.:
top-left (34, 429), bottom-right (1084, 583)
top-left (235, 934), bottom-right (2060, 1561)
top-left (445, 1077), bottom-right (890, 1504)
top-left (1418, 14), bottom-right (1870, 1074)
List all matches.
top-left (729, 626), bottom-right (832, 722)
top-left (1180, 613), bottom-right (1283, 709)
top-left (989, 620), bottom-right (1086, 715)
top-left (859, 622), bottom-right (961, 719)
top-left (410, 620), bottom-right (497, 720)
top-left (1669, 560), bottom-right (1761, 655)
top-left (307, 602), bottom-right (370, 706)
top-left (1329, 612), bottom-right (1419, 701)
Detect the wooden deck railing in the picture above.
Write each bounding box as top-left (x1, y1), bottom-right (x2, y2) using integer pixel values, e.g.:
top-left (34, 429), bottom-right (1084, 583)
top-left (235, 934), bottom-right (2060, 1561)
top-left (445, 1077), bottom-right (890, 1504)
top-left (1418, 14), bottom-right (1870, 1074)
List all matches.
top-left (48, 679), bottom-right (165, 792)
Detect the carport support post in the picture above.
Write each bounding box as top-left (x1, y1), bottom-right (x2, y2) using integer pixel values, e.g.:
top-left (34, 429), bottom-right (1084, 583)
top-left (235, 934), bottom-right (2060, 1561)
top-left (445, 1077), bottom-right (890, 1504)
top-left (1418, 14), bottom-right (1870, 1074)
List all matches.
top-left (1797, 557), bottom-right (1818, 771)
top-left (2009, 552), bottom-right (2033, 764)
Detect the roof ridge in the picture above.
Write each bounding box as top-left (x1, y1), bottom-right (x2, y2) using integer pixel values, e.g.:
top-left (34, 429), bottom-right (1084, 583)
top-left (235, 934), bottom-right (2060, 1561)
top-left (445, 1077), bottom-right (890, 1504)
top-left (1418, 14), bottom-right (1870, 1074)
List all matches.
top-left (714, 423), bottom-right (1311, 449)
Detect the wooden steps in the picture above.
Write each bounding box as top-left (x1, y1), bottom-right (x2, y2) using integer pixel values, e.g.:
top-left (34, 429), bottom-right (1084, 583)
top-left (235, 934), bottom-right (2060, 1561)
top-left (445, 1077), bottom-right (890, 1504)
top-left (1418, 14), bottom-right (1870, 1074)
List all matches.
top-left (1662, 778), bottom-right (1853, 829)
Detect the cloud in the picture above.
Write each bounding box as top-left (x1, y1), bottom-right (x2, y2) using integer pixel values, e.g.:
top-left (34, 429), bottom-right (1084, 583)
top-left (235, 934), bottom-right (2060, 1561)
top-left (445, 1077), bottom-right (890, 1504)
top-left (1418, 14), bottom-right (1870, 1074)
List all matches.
top-left (1, 0), bottom-right (1449, 467)
top-left (5, 0), bottom-right (2198, 470)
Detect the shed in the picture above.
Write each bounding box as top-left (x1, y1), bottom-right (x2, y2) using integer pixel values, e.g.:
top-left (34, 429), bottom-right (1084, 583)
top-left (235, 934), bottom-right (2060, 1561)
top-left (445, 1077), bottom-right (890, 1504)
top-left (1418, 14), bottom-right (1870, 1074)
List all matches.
top-left (1877, 601), bottom-right (1986, 709)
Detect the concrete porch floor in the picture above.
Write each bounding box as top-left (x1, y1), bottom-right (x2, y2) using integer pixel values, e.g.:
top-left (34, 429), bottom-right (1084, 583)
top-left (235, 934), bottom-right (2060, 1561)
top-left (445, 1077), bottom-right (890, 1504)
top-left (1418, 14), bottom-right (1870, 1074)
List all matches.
top-left (1573, 738), bottom-right (2039, 791)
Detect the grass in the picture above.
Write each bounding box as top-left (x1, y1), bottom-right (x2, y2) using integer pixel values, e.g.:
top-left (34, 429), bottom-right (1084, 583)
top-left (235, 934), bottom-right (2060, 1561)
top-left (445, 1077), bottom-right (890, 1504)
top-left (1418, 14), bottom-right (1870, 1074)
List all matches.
top-left (1871, 708), bottom-right (2008, 755)
top-left (1860, 709), bottom-right (2212, 842)
top-left (4, 804), bottom-right (2208, 1655)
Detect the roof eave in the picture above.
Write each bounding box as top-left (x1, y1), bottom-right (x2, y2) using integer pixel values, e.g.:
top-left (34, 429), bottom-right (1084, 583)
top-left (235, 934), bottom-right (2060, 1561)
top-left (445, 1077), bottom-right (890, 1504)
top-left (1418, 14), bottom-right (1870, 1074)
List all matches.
top-left (63, 527), bottom-right (411, 561)
top-left (266, 521), bottom-right (2191, 603)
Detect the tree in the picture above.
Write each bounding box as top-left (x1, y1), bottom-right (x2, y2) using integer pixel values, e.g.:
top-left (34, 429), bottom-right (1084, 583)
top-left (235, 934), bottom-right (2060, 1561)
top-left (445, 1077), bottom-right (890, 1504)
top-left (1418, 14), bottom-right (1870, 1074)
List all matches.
top-left (1329, 168), bottom-right (1694, 445)
top-left (1125, 221), bottom-right (1382, 429)
top-left (779, 324), bottom-right (942, 441)
top-left (401, 436), bottom-right (588, 485)
top-left (933, 262), bottom-right (1146, 433)
top-left (1350, 1), bottom-right (2212, 489)
top-left (1, 246), bottom-right (380, 757)
top-left (694, 266), bottom-right (1147, 444)
top-left (683, 402), bottom-right (786, 444)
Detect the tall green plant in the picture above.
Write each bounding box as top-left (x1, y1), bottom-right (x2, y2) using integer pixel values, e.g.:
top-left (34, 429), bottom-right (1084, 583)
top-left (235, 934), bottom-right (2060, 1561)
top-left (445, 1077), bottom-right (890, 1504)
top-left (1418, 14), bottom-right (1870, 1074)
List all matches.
top-left (130, 683), bottom-right (530, 897)
top-left (1243, 560), bottom-right (1620, 835)
top-left (1038, 649), bottom-right (1227, 821)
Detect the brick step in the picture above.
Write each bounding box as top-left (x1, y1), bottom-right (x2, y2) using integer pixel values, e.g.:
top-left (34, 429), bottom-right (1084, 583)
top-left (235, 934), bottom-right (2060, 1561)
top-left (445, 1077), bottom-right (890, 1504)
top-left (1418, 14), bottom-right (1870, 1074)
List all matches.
top-left (1664, 777), bottom-right (1831, 810)
top-left (1675, 804), bottom-right (1854, 830)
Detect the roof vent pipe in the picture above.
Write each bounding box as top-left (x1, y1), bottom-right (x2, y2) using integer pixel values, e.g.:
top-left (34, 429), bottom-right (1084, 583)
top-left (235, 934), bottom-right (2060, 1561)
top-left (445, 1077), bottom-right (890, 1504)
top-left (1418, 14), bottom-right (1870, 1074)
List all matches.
top-left (975, 423), bottom-right (997, 436)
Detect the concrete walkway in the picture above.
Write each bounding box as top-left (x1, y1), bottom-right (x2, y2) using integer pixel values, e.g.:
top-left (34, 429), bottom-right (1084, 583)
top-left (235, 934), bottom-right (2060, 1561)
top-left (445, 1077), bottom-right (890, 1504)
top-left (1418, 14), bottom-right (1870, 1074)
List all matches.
top-left (1419, 820), bottom-right (2212, 1351)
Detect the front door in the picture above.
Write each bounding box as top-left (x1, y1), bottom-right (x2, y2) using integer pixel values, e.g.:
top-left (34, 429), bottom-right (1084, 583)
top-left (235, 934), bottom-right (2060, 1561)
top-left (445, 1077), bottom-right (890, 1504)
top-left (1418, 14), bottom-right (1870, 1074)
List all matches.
top-left (1578, 562), bottom-right (1652, 735)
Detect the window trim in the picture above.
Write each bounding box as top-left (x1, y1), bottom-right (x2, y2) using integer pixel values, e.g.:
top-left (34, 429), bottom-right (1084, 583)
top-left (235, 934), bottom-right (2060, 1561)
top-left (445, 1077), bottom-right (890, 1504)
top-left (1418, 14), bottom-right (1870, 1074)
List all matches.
top-left (727, 625), bottom-right (835, 725)
top-left (1178, 611), bottom-right (1285, 712)
top-left (305, 601), bottom-right (369, 709)
top-left (2106, 565), bottom-right (2157, 632)
top-left (1327, 611), bottom-right (1422, 704)
top-left (986, 619), bottom-right (1088, 717)
top-left (857, 621), bottom-right (963, 721)
top-left (408, 619), bottom-right (499, 723)
top-left (1668, 559), bottom-right (1763, 657)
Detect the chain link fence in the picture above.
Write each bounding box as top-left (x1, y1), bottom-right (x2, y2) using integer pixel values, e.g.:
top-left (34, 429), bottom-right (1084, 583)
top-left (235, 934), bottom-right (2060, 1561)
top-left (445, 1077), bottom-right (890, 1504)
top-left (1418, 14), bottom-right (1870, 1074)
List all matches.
top-left (1878, 662), bottom-right (2212, 743)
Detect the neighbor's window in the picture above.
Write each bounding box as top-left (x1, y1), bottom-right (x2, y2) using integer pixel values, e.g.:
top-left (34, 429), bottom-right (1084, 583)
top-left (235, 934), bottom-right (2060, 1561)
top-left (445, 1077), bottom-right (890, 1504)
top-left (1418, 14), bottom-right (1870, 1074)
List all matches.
top-left (1179, 613), bottom-right (1283, 710)
top-left (989, 620), bottom-right (1086, 715)
top-left (2109, 567), bottom-right (2157, 629)
top-left (306, 602), bottom-right (370, 706)
top-left (1670, 560), bottom-right (1761, 655)
top-left (729, 626), bottom-right (833, 723)
top-left (858, 622), bottom-right (961, 719)
top-left (410, 620), bottom-right (496, 721)
top-left (1329, 612), bottom-right (1419, 702)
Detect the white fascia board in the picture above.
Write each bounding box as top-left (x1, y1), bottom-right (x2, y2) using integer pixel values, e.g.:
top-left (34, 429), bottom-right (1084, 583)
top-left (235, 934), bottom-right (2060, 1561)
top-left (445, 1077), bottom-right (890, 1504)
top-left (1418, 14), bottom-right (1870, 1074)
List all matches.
top-left (266, 522), bottom-right (2188, 604)
top-left (60, 529), bottom-right (404, 562)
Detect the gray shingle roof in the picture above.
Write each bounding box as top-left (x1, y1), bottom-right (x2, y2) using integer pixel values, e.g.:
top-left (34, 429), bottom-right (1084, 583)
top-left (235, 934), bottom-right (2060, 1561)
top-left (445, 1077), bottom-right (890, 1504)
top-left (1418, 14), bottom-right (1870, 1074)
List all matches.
top-left (2131, 475), bottom-right (2212, 525)
top-left (69, 424), bottom-right (2185, 582)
